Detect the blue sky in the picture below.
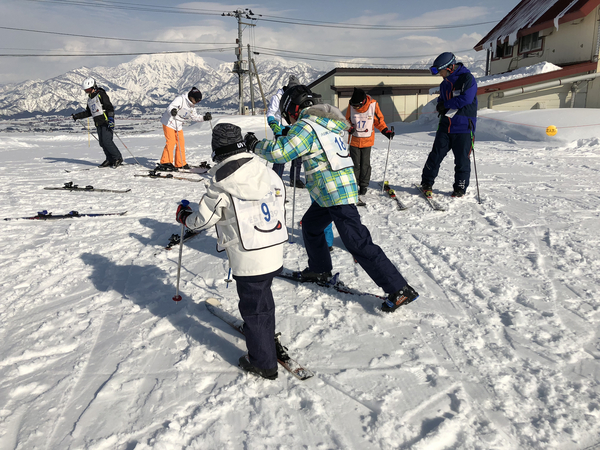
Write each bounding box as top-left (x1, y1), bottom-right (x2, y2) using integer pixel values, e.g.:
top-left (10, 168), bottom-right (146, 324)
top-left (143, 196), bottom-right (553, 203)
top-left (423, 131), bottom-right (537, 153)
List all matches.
top-left (0, 0), bottom-right (516, 84)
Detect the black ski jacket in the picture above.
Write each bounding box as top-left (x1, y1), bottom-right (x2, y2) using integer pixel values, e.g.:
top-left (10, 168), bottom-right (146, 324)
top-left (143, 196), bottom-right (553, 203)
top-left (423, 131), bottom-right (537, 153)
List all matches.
top-left (73, 87), bottom-right (115, 127)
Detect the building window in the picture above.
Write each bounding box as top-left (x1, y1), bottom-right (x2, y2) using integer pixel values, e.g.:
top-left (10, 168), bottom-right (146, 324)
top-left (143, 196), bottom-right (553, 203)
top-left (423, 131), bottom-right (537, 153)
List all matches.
top-left (494, 41), bottom-right (514, 59)
top-left (519, 32), bottom-right (543, 53)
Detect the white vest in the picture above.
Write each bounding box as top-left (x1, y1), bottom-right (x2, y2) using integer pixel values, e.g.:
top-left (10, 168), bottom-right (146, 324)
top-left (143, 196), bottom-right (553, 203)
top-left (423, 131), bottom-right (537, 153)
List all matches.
top-left (217, 170), bottom-right (287, 251)
top-left (87, 95), bottom-right (105, 118)
top-left (349, 102), bottom-right (376, 137)
top-left (301, 118), bottom-right (354, 172)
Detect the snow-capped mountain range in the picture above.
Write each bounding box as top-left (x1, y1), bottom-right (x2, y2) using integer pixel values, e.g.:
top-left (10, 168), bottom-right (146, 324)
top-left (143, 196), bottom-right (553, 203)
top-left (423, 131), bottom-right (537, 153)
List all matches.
top-left (0, 53), bottom-right (325, 118)
top-left (0, 52), bottom-right (487, 119)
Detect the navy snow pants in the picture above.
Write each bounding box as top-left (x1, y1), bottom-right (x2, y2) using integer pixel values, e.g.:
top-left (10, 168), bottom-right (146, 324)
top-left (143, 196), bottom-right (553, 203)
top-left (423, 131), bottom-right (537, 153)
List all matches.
top-left (301, 202), bottom-right (406, 294)
top-left (97, 124), bottom-right (123, 163)
top-left (421, 129), bottom-right (473, 192)
top-left (234, 267), bottom-right (281, 370)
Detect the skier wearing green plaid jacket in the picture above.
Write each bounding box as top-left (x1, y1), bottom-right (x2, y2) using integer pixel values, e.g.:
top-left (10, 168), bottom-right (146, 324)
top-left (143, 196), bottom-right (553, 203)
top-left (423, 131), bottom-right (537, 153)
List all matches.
top-left (244, 84), bottom-right (419, 313)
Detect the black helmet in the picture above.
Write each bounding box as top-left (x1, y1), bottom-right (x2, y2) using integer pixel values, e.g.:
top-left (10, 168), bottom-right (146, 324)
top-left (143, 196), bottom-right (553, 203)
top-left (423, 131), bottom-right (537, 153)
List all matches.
top-left (279, 85), bottom-right (322, 123)
top-left (430, 52), bottom-right (456, 75)
top-left (188, 87), bottom-right (202, 103)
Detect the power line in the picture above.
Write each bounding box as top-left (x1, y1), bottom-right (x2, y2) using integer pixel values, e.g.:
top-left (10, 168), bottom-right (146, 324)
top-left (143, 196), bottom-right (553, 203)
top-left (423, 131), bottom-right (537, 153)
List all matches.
top-left (26, 0), bottom-right (499, 31)
top-left (0, 26), bottom-right (229, 45)
top-left (0, 48), bottom-right (236, 57)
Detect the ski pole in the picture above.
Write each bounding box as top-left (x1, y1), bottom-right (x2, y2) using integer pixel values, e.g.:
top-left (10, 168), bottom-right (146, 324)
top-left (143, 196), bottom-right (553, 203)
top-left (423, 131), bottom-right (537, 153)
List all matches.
top-left (114, 131), bottom-right (142, 166)
top-left (289, 181), bottom-right (297, 243)
top-left (173, 199), bottom-right (189, 302)
top-left (381, 126), bottom-right (394, 193)
top-left (225, 267), bottom-right (232, 288)
top-left (471, 141), bottom-right (481, 204)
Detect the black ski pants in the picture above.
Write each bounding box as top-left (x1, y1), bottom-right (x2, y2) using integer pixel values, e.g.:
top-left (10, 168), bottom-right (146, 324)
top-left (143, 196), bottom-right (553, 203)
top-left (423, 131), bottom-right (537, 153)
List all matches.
top-left (421, 130), bottom-right (473, 192)
top-left (301, 202), bottom-right (406, 295)
top-left (97, 124), bottom-right (123, 163)
top-left (234, 267), bottom-right (281, 370)
top-left (349, 145), bottom-right (372, 189)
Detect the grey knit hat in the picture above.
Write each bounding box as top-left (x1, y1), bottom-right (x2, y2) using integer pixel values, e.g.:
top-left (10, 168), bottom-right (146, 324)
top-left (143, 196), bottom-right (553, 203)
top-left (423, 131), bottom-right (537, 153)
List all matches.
top-left (211, 123), bottom-right (247, 162)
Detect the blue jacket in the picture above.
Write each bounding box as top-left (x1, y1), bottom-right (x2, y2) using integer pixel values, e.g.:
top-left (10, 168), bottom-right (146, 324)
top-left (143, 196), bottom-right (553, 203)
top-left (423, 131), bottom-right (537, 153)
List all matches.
top-left (438, 63), bottom-right (477, 134)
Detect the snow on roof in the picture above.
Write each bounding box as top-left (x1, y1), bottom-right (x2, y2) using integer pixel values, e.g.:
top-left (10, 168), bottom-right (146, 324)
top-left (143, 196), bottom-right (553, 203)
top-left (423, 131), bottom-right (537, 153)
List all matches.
top-left (475, 0), bottom-right (598, 52)
top-left (428, 61), bottom-right (562, 94)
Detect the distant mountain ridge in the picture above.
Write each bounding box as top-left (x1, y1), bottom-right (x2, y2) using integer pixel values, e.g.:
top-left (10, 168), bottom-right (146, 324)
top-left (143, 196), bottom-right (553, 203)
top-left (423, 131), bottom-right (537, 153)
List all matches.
top-left (0, 53), bottom-right (325, 118)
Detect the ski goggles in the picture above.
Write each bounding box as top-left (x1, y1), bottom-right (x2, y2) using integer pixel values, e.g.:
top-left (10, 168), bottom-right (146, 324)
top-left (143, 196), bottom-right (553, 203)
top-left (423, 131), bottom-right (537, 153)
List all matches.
top-left (429, 66), bottom-right (440, 75)
top-left (84, 87), bottom-right (94, 94)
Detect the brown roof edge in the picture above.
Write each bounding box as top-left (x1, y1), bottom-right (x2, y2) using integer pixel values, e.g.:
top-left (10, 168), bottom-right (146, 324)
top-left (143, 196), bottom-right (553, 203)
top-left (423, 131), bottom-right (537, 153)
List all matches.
top-left (476, 61), bottom-right (597, 94)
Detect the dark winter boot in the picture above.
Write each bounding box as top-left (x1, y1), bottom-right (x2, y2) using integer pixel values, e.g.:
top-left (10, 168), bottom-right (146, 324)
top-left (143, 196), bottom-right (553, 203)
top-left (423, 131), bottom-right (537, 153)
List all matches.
top-left (98, 160), bottom-right (111, 168)
top-left (238, 355), bottom-right (278, 380)
top-left (381, 284), bottom-right (419, 313)
top-left (298, 268), bottom-right (333, 283)
top-left (359, 186), bottom-right (368, 196)
top-left (111, 158), bottom-right (123, 168)
top-left (451, 188), bottom-right (465, 198)
top-left (156, 163), bottom-right (177, 172)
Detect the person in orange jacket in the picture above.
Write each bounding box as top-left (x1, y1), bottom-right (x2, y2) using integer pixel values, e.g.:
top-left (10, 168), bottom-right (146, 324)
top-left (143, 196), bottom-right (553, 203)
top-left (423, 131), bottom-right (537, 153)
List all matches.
top-left (345, 88), bottom-right (394, 196)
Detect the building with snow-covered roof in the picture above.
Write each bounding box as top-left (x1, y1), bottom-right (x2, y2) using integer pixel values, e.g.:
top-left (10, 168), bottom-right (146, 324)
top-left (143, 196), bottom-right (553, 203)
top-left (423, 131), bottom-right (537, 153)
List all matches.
top-left (307, 68), bottom-right (439, 123)
top-left (473, 0), bottom-right (600, 109)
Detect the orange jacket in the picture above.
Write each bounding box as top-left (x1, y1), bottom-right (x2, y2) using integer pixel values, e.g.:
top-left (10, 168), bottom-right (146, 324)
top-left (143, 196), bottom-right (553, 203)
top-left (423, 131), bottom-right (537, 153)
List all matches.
top-left (345, 96), bottom-right (388, 148)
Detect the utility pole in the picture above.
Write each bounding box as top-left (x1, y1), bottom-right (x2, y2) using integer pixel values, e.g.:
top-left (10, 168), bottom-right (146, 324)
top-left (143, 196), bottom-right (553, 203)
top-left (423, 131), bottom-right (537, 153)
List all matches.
top-left (222, 9), bottom-right (258, 115)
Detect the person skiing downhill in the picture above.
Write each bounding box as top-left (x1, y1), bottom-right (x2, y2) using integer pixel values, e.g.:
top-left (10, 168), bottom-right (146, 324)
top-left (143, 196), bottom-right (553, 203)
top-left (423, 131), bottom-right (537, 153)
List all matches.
top-left (421, 52), bottom-right (478, 198)
top-left (175, 123), bottom-right (287, 380)
top-left (267, 75), bottom-right (305, 188)
top-left (71, 77), bottom-right (123, 168)
top-left (245, 85), bottom-right (419, 313)
top-left (159, 87), bottom-right (212, 170)
top-left (345, 87), bottom-right (394, 197)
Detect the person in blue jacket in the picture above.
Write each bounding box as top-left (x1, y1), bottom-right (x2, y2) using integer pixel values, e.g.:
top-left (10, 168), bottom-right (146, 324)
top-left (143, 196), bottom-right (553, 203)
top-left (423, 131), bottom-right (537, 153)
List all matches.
top-left (421, 52), bottom-right (477, 198)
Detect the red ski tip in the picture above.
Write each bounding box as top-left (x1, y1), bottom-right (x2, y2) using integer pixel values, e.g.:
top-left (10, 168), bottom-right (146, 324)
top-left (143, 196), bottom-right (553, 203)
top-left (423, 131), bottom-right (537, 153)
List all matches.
top-left (172, 295), bottom-right (182, 302)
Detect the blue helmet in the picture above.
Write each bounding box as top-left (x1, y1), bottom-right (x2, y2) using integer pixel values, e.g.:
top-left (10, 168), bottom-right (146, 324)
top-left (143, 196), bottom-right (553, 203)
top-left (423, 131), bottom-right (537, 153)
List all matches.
top-left (430, 52), bottom-right (456, 75)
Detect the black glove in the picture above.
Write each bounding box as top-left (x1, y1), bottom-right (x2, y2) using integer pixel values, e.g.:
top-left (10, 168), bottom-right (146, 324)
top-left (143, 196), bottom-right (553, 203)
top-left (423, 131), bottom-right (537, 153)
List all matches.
top-left (436, 101), bottom-right (447, 117)
top-left (176, 200), bottom-right (192, 226)
top-left (171, 108), bottom-right (178, 117)
top-left (203, 112), bottom-right (212, 121)
top-left (72, 114), bottom-right (77, 122)
top-left (244, 132), bottom-right (259, 153)
top-left (280, 126), bottom-right (290, 136)
top-left (382, 127), bottom-right (395, 140)
top-left (348, 126), bottom-right (355, 135)
top-left (107, 117), bottom-right (115, 130)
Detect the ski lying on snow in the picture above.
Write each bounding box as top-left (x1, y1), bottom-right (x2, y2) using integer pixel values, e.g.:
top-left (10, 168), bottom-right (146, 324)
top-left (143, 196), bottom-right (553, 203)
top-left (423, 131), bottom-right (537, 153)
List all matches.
top-left (4, 210), bottom-right (128, 221)
top-left (414, 183), bottom-right (446, 211)
top-left (164, 229), bottom-right (203, 250)
top-left (382, 181), bottom-right (409, 210)
top-left (134, 170), bottom-right (201, 182)
top-left (277, 268), bottom-right (388, 301)
top-left (205, 298), bottom-right (314, 381)
top-left (44, 182), bottom-right (131, 193)
top-left (64, 163), bottom-right (130, 173)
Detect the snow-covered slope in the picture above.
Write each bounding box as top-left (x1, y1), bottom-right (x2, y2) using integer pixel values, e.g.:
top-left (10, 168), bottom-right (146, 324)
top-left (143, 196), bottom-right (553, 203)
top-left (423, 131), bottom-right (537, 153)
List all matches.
top-left (0, 53), bottom-right (325, 117)
top-left (0, 109), bottom-right (599, 449)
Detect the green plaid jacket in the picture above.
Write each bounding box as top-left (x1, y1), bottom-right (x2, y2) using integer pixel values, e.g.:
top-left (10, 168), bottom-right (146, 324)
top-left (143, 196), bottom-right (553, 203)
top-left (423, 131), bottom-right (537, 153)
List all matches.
top-left (256, 106), bottom-right (358, 207)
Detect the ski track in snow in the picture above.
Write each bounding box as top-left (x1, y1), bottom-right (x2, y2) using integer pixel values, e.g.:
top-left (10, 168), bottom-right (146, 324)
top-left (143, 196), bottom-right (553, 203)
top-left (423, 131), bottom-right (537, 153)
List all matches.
top-left (0, 112), bottom-right (599, 450)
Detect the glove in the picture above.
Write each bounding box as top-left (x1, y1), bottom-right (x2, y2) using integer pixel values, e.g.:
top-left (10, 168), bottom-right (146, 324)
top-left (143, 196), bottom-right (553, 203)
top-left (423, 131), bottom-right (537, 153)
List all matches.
top-left (244, 132), bottom-right (259, 153)
top-left (203, 112), bottom-right (212, 121)
top-left (171, 108), bottom-right (178, 117)
top-left (176, 200), bottom-right (192, 226)
top-left (348, 126), bottom-right (355, 135)
top-left (436, 101), bottom-right (448, 117)
top-left (280, 126), bottom-right (290, 136)
top-left (267, 116), bottom-right (282, 135)
top-left (382, 127), bottom-right (395, 140)
top-left (107, 117), bottom-right (115, 130)
top-left (72, 114), bottom-right (77, 122)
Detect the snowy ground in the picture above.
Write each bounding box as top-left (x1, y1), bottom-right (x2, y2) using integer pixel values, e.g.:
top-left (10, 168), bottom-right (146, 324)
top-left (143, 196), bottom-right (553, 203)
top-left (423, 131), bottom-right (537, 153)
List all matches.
top-left (0, 108), bottom-right (599, 450)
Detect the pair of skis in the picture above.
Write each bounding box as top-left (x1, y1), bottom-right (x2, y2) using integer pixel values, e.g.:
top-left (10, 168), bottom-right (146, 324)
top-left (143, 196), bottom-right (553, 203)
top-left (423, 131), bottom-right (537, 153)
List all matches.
top-left (44, 181), bottom-right (130, 193)
top-left (414, 184), bottom-right (447, 211)
top-left (4, 210), bottom-right (127, 221)
top-left (205, 298), bottom-right (314, 381)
